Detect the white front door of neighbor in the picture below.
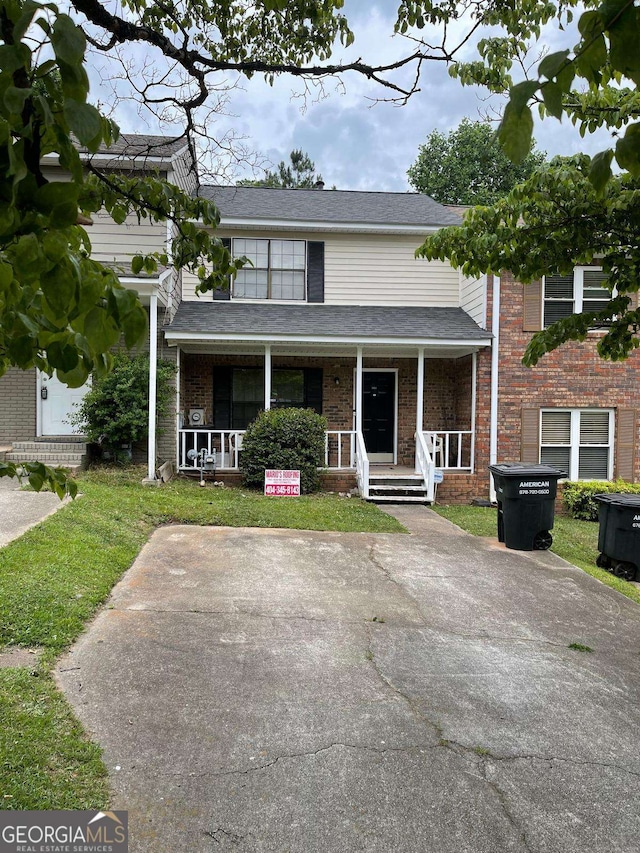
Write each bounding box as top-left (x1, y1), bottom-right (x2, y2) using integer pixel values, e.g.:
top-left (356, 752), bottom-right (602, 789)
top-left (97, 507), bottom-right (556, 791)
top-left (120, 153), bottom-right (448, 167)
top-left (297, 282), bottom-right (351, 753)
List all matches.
top-left (39, 372), bottom-right (90, 436)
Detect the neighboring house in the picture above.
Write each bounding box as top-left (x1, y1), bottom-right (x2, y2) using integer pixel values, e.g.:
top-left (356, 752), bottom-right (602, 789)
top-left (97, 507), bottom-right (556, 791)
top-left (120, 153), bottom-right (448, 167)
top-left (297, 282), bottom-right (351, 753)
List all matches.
top-left (1, 135), bottom-right (638, 501)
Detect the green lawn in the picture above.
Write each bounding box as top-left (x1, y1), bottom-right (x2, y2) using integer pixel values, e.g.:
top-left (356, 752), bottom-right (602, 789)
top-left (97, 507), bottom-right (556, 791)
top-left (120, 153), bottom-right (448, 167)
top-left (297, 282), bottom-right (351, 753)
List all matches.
top-left (0, 467), bottom-right (405, 810)
top-left (433, 505), bottom-right (640, 607)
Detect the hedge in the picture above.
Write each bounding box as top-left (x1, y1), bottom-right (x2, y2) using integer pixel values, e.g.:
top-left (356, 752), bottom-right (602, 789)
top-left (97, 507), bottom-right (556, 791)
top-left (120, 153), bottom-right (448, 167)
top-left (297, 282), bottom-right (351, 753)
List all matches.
top-left (562, 480), bottom-right (640, 521)
top-left (240, 407), bottom-right (327, 494)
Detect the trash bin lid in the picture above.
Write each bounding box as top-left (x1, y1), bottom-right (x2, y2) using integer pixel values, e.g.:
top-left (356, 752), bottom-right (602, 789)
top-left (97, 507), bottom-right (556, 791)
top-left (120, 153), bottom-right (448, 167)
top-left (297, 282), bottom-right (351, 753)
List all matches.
top-left (488, 463), bottom-right (568, 478)
top-left (595, 493), bottom-right (640, 507)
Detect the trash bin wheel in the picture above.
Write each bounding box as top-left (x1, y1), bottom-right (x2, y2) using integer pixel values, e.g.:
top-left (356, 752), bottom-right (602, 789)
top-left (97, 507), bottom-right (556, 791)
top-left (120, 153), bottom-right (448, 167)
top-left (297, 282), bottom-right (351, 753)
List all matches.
top-left (533, 530), bottom-right (553, 551)
top-left (596, 553), bottom-right (612, 570)
top-left (613, 561), bottom-right (637, 582)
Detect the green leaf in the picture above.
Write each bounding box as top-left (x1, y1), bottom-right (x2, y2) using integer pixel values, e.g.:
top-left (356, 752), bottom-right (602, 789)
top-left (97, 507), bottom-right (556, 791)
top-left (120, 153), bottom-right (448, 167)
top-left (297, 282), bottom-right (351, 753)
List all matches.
top-left (82, 307), bottom-right (120, 351)
top-left (131, 255), bottom-right (144, 275)
top-left (41, 264), bottom-right (76, 316)
top-left (51, 15), bottom-right (86, 65)
top-left (57, 360), bottom-right (90, 388)
top-left (541, 81), bottom-right (563, 118)
top-left (63, 100), bottom-right (102, 148)
top-left (509, 80), bottom-right (539, 111)
top-left (3, 85), bottom-right (30, 115)
top-left (47, 341), bottom-right (79, 373)
top-left (539, 50), bottom-right (570, 80)
top-left (615, 123), bottom-right (640, 175)
top-left (122, 305), bottom-right (148, 349)
top-left (498, 101), bottom-right (534, 163)
top-left (589, 149), bottom-right (614, 191)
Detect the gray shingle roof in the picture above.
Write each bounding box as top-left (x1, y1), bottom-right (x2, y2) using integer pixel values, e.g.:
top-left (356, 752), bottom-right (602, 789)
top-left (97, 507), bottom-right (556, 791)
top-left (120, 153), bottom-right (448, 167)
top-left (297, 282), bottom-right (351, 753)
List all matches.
top-left (198, 186), bottom-right (462, 228)
top-left (168, 302), bottom-right (489, 341)
top-left (86, 134), bottom-right (186, 159)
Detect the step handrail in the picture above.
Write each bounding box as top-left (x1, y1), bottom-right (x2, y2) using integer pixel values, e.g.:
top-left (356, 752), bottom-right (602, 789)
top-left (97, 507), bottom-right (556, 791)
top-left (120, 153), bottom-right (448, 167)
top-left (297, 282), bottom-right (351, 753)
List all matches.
top-left (355, 430), bottom-right (369, 499)
top-left (415, 430), bottom-right (436, 502)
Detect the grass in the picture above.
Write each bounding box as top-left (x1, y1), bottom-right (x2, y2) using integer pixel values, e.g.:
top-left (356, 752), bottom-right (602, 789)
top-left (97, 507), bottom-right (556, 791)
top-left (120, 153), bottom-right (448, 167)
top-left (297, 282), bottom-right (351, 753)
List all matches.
top-left (0, 466), bottom-right (405, 809)
top-left (433, 505), bottom-right (640, 607)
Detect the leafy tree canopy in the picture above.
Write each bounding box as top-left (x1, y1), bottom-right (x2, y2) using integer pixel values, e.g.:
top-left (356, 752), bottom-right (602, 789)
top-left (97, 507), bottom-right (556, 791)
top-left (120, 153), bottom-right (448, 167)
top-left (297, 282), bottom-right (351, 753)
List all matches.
top-left (416, 0), bottom-right (640, 363)
top-left (240, 149), bottom-right (323, 188)
top-left (407, 119), bottom-right (546, 205)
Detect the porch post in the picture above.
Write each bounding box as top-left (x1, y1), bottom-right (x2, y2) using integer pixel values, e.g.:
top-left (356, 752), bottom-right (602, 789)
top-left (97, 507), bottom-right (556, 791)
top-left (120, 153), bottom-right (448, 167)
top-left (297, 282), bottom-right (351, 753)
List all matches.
top-left (264, 344), bottom-right (271, 410)
top-left (471, 351), bottom-right (477, 473)
top-left (415, 347), bottom-right (424, 472)
top-left (175, 346), bottom-right (181, 470)
top-left (355, 346), bottom-right (363, 434)
top-left (147, 291), bottom-right (158, 480)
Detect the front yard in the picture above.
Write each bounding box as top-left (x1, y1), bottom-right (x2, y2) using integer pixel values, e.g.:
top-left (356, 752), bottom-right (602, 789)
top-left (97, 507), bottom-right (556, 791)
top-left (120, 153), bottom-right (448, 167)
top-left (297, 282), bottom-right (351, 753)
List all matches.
top-left (0, 468), bottom-right (404, 811)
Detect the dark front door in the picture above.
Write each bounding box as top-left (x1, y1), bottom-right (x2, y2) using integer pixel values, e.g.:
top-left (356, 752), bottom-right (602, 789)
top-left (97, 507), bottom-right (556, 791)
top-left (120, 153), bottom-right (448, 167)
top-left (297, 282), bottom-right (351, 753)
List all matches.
top-left (363, 372), bottom-right (395, 461)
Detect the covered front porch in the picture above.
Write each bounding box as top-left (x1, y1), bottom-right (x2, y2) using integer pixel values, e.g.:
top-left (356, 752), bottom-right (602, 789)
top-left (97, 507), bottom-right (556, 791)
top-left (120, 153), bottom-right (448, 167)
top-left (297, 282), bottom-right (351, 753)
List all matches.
top-left (164, 302), bottom-right (491, 501)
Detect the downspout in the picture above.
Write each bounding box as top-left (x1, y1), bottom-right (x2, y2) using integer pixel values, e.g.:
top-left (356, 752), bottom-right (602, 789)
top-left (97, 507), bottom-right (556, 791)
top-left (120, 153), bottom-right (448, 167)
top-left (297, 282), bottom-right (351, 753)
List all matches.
top-left (489, 272), bottom-right (500, 502)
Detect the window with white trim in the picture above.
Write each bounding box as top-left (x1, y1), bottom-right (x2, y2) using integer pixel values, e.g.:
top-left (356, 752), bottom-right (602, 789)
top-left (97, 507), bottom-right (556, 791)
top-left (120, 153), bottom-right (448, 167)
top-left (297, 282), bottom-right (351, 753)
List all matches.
top-left (232, 238), bottom-right (306, 300)
top-left (543, 267), bottom-right (611, 327)
top-left (540, 409), bottom-right (614, 480)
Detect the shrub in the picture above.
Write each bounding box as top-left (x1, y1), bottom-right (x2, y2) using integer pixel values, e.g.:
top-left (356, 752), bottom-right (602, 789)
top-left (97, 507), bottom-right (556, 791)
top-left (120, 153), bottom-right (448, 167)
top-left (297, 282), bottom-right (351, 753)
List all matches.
top-left (70, 354), bottom-right (176, 459)
top-left (240, 407), bottom-right (327, 493)
top-left (563, 479), bottom-right (640, 521)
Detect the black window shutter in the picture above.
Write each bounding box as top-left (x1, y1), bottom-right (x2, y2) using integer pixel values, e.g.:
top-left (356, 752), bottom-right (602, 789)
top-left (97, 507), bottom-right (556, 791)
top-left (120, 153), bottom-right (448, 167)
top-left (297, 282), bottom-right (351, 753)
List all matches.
top-left (307, 242), bottom-right (325, 303)
top-left (212, 237), bottom-right (232, 301)
top-left (213, 366), bottom-right (232, 428)
top-left (304, 368), bottom-right (323, 414)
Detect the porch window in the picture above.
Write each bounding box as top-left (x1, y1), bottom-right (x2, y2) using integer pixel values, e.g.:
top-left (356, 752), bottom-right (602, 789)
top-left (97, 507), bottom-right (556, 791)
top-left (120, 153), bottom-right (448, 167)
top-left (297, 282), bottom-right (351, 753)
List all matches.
top-left (543, 268), bottom-right (611, 327)
top-left (540, 409), bottom-right (613, 480)
top-left (233, 238), bottom-right (306, 301)
top-left (213, 366), bottom-right (322, 429)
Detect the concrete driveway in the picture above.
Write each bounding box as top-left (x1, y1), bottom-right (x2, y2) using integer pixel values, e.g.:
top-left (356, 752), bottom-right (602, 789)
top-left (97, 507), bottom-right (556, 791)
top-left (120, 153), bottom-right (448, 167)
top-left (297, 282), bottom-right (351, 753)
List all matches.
top-left (57, 508), bottom-right (640, 853)
top-left (0, 471), bottom-right (67, 547)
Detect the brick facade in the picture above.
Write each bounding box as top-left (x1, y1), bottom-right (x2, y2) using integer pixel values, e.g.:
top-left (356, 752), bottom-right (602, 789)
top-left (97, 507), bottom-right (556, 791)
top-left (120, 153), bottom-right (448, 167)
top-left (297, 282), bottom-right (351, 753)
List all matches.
top-left (495, 271), bottom-right (640, 483)
top-left (0, 368), bottom-right (37, 444)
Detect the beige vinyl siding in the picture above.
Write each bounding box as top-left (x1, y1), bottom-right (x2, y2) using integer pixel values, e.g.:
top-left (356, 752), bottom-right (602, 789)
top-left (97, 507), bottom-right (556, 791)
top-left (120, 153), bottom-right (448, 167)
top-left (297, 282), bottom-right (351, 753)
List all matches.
top-left (460, 273), bottom-right (485, 326)
top-left (182, 230), bottom-right (462, 306)
top-left (89, 208), bottom-right (166, 265)
top-left (324, 233), bottom-right (459, 306)
top-left (182, 270), bottom-right (202, 301)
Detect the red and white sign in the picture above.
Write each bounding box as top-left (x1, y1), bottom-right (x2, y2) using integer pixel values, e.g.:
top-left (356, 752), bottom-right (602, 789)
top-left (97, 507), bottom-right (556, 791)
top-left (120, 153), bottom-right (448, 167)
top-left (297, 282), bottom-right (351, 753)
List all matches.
top-left (264, 469), bottom-right (301, 496)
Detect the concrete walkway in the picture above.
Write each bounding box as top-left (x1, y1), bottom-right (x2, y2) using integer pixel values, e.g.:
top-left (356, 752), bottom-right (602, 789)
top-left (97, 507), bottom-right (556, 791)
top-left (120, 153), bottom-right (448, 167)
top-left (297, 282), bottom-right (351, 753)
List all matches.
top-left (0, 472), bottom-right (68, 547)
top-left (57, 508), bottom-right (640, 853)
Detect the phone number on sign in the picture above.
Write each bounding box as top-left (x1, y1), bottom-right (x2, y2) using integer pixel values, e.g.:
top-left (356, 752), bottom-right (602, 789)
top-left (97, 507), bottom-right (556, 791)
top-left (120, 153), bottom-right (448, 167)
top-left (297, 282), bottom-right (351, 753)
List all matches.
top-left (265, 485), bottom-right (300, 496)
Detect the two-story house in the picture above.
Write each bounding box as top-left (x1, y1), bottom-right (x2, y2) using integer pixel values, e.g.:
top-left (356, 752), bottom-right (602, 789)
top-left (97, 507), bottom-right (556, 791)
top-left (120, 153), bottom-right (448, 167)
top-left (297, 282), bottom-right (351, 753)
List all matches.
top-left (1, 134), bottom-right (638, 501)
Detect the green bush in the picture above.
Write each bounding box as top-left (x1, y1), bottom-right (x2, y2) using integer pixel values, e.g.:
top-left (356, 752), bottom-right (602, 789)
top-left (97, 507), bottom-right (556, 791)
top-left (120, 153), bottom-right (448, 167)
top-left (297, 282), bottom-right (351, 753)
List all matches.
top-left (70, 354), bottom-right (176, 459)
top-left (240, 407), bottom-right (327, 493)
top-left (563, 479), bottom-right (640, 521)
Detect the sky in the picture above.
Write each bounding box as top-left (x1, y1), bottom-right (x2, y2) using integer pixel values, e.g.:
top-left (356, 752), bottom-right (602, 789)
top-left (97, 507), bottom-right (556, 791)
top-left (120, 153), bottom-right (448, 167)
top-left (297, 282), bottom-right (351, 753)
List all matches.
top-left (88, 0), bottom-right (613, 192)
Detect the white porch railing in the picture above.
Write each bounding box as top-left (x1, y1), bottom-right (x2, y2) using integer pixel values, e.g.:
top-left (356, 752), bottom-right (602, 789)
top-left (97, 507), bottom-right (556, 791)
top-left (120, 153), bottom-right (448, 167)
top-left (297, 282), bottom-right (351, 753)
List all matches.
top-left (178, 428), bottom-right (245, 471)
top-left (415, 431), bottom-right (436, 502)
top-left (178, 427), bottom-right (358, 471)
top-left (424, 430), bottom-right (474, 471)
top-left (355, 430), bottom-right (369, 499)
top-left (324, 430), bottom-right (356, 469)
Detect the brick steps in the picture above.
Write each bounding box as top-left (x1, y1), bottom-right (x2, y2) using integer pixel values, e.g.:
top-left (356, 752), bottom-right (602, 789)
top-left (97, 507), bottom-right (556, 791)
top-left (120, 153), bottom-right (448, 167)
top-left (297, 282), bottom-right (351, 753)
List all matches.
top-left (6, 440), bottom-right (87, 471)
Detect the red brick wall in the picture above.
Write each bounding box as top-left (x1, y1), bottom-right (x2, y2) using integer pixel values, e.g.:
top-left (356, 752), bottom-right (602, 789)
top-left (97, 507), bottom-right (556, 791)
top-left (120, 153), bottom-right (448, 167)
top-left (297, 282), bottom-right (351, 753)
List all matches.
top-left (496, 271), bottom-right (640, 482)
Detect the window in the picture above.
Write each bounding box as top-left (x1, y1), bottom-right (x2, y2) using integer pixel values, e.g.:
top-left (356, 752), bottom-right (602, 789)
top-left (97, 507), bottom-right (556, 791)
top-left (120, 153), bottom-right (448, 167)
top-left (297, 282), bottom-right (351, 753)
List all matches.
top-left (543, 267), bottom-right (611, 327)
top-left (213, 366), bottom-right (322, 430)
top-left (233, 238), bottom-right (306, 301)
top-left (540, 409), bottom-right (613, 480)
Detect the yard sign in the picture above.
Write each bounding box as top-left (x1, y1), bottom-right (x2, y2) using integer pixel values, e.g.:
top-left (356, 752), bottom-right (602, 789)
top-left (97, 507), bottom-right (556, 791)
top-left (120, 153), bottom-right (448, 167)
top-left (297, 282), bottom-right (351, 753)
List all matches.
top-left (264, 469), bottom-right (301, 497)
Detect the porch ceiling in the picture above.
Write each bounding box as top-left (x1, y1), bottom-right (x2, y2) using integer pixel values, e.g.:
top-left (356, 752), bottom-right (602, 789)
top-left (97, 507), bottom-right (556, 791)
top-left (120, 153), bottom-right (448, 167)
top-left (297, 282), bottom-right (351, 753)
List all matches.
top-left (173, 340), bottom-right (485, 358)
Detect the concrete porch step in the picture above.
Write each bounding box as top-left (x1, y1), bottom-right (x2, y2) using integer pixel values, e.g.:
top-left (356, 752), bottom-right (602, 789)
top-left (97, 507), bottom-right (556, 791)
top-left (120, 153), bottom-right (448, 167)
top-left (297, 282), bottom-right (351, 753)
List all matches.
top-left (368, 494), bottom-right (430, 504)
top-left (6, 452), bottom-right (86, 464)
top-left (11, 440), bottom-right (86, 453)
top-left (6, 439), bottom-right (88, 470)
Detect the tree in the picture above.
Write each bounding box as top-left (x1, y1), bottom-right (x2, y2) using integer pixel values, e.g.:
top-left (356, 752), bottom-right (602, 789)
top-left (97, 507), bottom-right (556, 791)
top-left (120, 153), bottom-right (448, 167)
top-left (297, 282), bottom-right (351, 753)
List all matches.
top-left (407, 119), bottom-right (546, 205)
top-left (415, 0), bottom-right (640, 363)
top-left (240, 149), bottom-right (323, 188)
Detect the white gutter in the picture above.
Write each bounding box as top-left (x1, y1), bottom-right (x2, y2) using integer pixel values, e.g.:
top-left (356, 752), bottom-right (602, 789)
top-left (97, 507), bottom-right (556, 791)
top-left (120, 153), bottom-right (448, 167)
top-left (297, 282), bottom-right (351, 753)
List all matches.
top-left (489, 272), bottom-right (501, 501)
top-left (193, 216), bottom-right (445, 235)
top-left (147, 291), bottom-right (158, 480)
top-left (164, 330), bottom-right (492, 349)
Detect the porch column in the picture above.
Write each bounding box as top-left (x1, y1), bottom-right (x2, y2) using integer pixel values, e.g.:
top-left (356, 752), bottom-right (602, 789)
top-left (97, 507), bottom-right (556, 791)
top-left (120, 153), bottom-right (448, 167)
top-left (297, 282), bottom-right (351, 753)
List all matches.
top-left (471, 351), bottom-right (477, 472)
top-left (147, 291), bottom-right (158, 480)
top-left (415, 347), bottom-right (424, 472)
top-left (264, 344), bottom-right (271, 410)
top-left (355, 346), bottom-right (363, 434)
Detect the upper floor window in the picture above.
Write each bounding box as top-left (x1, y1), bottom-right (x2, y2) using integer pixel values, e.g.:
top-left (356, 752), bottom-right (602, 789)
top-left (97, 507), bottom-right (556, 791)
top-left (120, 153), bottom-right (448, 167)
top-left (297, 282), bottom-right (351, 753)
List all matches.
top-left (543, 267), bottom-right (610, 327)
top-left (233, 238), bottom-right (306, 301)
top-left (540, 409), bottom-right (613, 480)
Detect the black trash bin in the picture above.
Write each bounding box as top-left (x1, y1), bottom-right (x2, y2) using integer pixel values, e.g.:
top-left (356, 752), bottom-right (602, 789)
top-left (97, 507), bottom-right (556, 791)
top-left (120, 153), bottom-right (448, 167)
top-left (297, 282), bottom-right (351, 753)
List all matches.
top-left (489, 463), bottom-right (567, 551)
top-left (594, 494), bottom-right (640, 581)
